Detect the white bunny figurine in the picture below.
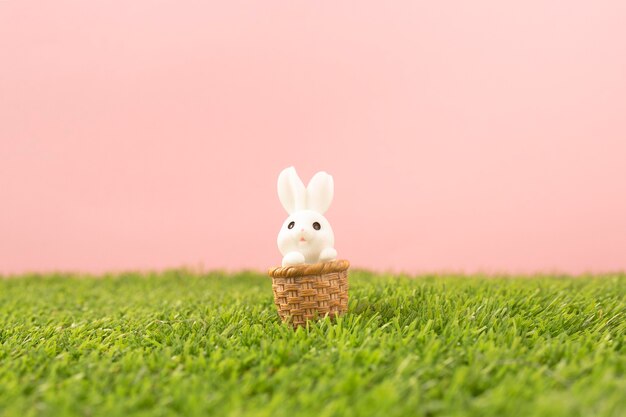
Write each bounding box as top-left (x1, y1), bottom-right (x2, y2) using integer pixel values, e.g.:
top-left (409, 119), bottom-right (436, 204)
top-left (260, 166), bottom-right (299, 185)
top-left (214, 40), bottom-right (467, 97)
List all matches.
top-left (277, 166), bottom-right (338, 267)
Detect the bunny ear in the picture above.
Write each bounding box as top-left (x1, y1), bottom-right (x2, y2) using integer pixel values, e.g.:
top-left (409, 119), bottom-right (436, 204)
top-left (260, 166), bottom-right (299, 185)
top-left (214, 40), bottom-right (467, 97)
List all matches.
top-left (277, 166), bottom-right (306, 214)
top-left (306, 171), bottom-right (334, 214)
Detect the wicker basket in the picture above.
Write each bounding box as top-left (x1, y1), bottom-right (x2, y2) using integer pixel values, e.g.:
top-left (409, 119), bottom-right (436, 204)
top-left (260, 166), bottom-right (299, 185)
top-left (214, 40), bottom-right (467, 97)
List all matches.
top-left (268, 260), bottom-right (350, 327)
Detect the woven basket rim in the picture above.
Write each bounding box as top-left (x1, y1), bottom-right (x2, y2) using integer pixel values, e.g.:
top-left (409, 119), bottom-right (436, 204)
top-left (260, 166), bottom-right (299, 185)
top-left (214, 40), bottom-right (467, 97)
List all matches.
top-left (268, 260), bottom-right (350, 278)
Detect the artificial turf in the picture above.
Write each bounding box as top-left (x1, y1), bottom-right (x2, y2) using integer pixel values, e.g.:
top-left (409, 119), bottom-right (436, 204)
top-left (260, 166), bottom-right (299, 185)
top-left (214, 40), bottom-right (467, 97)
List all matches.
top-left (0, 270), bottom-right (624, 417)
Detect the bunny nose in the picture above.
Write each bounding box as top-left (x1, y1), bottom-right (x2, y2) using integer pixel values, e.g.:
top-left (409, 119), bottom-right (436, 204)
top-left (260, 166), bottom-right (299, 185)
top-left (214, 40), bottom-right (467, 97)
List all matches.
top-left (300, 228), bottom-right (305, 232)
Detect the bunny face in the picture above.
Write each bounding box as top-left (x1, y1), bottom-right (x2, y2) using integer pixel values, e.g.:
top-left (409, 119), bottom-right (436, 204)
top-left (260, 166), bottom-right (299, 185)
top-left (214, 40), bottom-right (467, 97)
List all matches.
top-left (277, 210), bottom-right (334, 264)
top-left (276, 166), bottom-right (338, 266)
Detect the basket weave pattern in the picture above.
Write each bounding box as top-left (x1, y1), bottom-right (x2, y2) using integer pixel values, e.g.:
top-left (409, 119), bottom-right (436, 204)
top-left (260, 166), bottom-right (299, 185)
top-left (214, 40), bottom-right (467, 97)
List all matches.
top-left (268, 260), bottom-right (349, 327)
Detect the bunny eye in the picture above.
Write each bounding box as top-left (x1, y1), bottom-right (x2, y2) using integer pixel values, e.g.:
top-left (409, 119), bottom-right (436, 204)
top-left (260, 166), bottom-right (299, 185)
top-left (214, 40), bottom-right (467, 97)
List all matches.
top-left (312, 222), bottom-right (321, 230)
top-left (288, 221), bottom-right (295, 229)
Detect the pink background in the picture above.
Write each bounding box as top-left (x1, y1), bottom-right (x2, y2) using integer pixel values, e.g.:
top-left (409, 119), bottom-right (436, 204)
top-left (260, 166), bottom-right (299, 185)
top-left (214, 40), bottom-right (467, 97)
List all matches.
top-left (2, 1), bottom-right (625, 275)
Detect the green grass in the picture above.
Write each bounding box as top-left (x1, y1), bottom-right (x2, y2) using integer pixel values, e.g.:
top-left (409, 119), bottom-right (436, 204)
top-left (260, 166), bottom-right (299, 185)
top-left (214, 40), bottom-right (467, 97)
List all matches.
top-left (0, 270), bottom-right (625, 417)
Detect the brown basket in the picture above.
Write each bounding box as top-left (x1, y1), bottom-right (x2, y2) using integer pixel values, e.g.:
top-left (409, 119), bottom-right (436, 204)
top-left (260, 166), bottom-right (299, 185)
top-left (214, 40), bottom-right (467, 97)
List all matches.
top-left (268, 260), bottom-right (350, 327)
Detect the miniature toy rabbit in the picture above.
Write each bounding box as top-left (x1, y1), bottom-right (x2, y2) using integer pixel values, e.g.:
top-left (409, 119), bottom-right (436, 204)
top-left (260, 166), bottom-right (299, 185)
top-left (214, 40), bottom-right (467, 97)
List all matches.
top-left (277, 166), bottom-right (338, 267)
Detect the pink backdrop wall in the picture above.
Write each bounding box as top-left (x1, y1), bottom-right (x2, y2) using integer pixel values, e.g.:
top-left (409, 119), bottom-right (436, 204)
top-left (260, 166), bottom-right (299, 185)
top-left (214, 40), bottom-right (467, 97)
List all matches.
top-left (2, 1), bottom-right (625, 275)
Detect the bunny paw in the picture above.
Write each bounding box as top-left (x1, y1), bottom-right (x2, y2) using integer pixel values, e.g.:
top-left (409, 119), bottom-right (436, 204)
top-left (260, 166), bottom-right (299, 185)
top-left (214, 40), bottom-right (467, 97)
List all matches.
top-left (319, 247), bottom-right (337, 263)
top-left (282, 252), bottom-right (306, 267)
